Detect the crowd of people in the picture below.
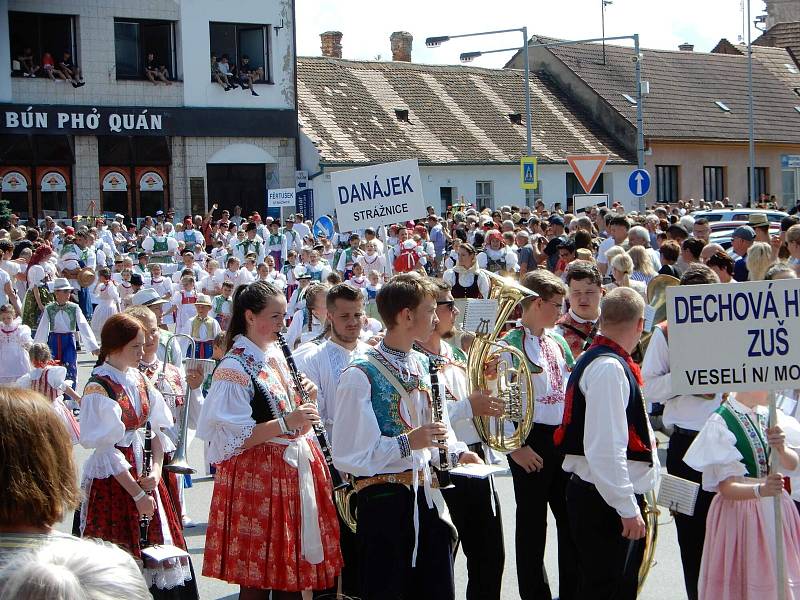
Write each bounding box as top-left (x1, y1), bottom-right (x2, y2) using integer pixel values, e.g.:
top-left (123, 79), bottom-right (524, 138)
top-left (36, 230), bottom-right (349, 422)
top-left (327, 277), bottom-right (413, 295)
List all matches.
top-left (0, 195), bottom-right (799, 600)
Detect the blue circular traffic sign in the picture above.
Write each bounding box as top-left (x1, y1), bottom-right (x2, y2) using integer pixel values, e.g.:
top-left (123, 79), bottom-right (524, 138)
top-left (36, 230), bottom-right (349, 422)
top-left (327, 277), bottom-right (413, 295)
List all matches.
top-left (628, 169), bottom-right (651, 197)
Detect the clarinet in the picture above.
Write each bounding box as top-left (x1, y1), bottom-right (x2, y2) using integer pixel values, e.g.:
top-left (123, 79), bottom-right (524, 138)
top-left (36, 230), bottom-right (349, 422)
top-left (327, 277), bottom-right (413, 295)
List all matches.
top-left (139, 421), bottom-right (153, 549)
top-left (276, 333), bottom-right (348, 490)
top-left (428, 358), bottom-right (453, 488)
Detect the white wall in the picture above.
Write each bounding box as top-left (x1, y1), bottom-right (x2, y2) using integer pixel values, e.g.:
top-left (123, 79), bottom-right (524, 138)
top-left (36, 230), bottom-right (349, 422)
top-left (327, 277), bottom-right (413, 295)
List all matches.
top-left (179, 0), bottom-right (294, 110)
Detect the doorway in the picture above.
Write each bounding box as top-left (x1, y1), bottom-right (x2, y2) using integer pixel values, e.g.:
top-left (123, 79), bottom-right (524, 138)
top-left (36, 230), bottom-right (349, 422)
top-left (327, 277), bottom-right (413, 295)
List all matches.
top-left (440, 186), bottom-right (454, 214)
top-left (207, 164), bottom-right (266, 218)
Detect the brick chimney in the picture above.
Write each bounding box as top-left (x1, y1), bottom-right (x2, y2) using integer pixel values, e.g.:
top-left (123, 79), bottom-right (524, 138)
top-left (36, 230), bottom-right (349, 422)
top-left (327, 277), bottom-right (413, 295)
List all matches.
top-left (320, 31), bottom-right (343, 58)
top-left (678, 42), bottom-right (694, 52)
top-left (390, 31), bottom-right (413, 62)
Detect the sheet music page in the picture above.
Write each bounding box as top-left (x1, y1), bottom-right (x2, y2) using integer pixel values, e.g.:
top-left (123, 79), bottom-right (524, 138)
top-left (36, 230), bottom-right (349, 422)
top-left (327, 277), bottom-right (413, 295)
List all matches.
top-left (142, 544), bottom-right (190, 562)
top-left (642, 304), bottom-right (657, 332)
top-left (184, 358), bottom-right (216, 378)
top-left (449, 464), bottom-right (509, 479)
top-left (463, 299), bottom-right (499, 334)
top-left (656, 474), bottom-right (700, 516)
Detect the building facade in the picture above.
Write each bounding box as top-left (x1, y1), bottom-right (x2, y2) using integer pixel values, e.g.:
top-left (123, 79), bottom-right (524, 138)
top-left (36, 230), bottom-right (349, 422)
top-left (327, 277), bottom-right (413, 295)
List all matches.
top-left (298, 32), bottom-right (637, 218)
top-left (0, 0), bottom-right (297, 222)
top-left (507, 35), bottom-right (800, 208)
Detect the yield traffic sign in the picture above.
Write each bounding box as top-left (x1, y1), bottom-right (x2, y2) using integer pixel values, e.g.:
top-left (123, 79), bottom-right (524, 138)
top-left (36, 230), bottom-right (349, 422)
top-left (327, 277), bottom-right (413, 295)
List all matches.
top-left (566, 155), bottom-right (608, 193)
top-left (520, 156), bottom-right (538, 190)
top-left (628, 169), bottom-right (651, 197)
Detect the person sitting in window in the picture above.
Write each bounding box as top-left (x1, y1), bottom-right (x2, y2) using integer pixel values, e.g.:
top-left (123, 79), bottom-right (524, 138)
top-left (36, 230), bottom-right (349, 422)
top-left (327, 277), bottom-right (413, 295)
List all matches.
top-left (238, 55), bottom-right (262, 96)
top-left (41, 52), bottom-right (67, 82)
top-left (211, 52), bottom-right (237, 91)
top-left (144, 51), bottom-right (172, 85)
top-left (57, 51), bottom-right (84, 88)
top-left (18, 47), bottom-right (40, 77)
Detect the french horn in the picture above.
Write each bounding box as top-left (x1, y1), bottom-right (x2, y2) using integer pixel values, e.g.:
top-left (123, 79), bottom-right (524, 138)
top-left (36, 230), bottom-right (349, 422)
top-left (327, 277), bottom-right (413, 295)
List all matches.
top-left (334, 482), bottom-right (357, 534)
top-left (639, 490), bottom-right (660, 592)
top-left (468, 270), bottom-right (537, 453)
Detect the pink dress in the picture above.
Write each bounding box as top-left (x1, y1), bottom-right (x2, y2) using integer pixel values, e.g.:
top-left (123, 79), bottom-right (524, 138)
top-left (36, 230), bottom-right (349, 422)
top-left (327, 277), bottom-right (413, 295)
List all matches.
top-left (684, 397), bottom-right (800, 600)
top-left (17, 365), bottom-right (80, 444)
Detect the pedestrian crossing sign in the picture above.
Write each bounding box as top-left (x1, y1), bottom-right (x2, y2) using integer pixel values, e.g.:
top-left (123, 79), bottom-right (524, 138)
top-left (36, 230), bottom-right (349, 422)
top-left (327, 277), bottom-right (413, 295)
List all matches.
top-left (520, 157), bottom-right (538, 190)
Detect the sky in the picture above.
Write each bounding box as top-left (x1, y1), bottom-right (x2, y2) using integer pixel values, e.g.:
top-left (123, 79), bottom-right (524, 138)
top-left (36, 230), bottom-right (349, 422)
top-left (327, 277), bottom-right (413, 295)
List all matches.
top-left (295, 0), bottom-right (769, 67)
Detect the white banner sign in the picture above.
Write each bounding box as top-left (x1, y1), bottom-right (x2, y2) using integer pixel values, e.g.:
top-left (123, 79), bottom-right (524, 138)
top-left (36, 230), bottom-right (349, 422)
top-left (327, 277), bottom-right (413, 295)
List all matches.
top-left (268, 187), bottom-right (296, 208)
top-left (139, 171), bottom-right (164, 192)
top-left (331, 159), bottom-right (426, 232)
top-left (573, 193), bottom-right (609, 214)
top-left (1, 171), bottom-right (27, 192)
top-left (666, 280), bottom-right (800, 394)
top-left (102, 171), bottom-right (128, 192)
top-left (40, 171), bottom-right (67, 192)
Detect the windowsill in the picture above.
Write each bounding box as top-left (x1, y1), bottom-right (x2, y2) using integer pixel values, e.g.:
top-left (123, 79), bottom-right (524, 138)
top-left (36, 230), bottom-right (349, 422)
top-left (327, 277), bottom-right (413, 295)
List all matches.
top-left (209, 80), bottom-right (273, 85)
top-left (116, 77), bottom-right (184, 83)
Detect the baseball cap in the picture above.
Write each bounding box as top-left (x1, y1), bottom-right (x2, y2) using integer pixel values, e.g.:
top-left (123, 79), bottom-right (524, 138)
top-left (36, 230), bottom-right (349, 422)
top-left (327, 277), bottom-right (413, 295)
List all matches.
top-left (548, 215), bottom-right (565, 228)
top-left (731, 226), bottom-right (756, 241)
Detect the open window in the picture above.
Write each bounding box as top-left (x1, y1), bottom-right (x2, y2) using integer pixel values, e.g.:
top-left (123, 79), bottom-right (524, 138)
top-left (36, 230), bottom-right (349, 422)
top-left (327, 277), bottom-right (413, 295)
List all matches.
top-left (209, 22), bottom-right (271, 83)
top-left (114, 18), bottom-right (177, 80)
top-left (9, 11), bottom-right (77, 77)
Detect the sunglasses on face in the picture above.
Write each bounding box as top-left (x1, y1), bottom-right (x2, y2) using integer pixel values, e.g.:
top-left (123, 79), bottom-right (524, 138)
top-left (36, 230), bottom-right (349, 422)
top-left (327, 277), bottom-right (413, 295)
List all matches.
top-left (436, 300), bottom-right (456, 311)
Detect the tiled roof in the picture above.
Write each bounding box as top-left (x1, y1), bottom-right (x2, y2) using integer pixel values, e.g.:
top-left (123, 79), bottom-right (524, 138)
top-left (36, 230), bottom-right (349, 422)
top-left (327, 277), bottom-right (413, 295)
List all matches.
top-left (511, 35), bottom-right (800, 144)
top-left (296, 56), bottom-right (632, 167)
top-left (754, 21), bottom-right (800, 64)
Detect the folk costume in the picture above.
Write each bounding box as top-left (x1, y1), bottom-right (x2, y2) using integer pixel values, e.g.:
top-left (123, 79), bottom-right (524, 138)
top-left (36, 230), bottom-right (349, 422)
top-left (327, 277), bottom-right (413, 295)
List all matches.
top-left (501, 326), bottom-right (577, 600)
top-left (197, 335), bottom-right (342, 592)
top-left (22, 262), bottom-right (55, 332)
top-left (169, 290), bottom-right (198, 333)
top-left (142, 234), bottom-right (179, 266)
top-left (443, 267), bottom-right (490, 319)
top-left (233, 237), bottom-right (265, 264)
top-left (17, 364), bottom-right (80, 443)
top-left (414, 340), bottom-right (505, 600)
top-left (333, 342), bottom-right (466, 600)
top-left (555, 308), bottom-right (598, 360)
top-left (210, 293), bottom-right (232, 331)
top-left (684, 397), bottom-right (800, 600)
top-left (34, 291), bottom-right (99, 387)
top-left (58, 244), bottom-right (95, 319)
top-left (642, 323), bottom-right (722, 600)
top-left (295, 338), bottom-right (371, 598)
top-left (557, 335), bottom-right (660, 600)
top-left (285, 308), bottom-right (325, 350)
top-left (79, 363), bottom-right (197, 598)
top-left (91, 280), bottom-right (120, 339)
top-left (0, 317), bottom-right (32, 384)
top-left (477, 246), bottom-right (517, 276)
top-left (180, 311), bottom-right (221, 359)
top-left (364, 282), bottom-right (381, 322)
top-left (266, 230), bottom-right (288, 270)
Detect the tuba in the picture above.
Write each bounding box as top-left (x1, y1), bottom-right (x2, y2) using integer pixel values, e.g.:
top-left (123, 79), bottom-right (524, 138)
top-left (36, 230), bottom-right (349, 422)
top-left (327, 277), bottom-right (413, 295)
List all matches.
top-left (159, 333), bottom-right (197, 475)
top-left (468, 270), bottom-right (537, 453)
top-left (638, 490), bottom-right (660, 592)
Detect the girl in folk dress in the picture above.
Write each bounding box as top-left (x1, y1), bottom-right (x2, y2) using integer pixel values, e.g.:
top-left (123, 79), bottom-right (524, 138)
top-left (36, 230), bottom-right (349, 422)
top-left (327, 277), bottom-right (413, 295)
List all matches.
top-left (346, 262), bottom-right (367, 291)
top-left (21, 246), bottom-right (56, 333)
top-left (91, 268), bottom-right (120, 339)
top-left (118, 268), bottom-right (134, 309)
top-left (0, 303), bottom-right (32, 384)
top-left (169, 275), bottom-right (198, 333)
top-left (0, 304), bottom-right (33, 385)
top-left (16, 343), bottom-right (80, 444)
top-left (197, 281), bottom-right (342, 598)
top-left (79, 313), bottom-right (198, 599)
top-left (684, 390), bottom-right (800, 600)
top-left (364, 270), bottom-right (382, 323)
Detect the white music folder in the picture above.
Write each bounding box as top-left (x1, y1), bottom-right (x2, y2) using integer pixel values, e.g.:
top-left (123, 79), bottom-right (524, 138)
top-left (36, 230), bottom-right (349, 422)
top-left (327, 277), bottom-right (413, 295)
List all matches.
top-left (656, 473), bottom-right (700, 516)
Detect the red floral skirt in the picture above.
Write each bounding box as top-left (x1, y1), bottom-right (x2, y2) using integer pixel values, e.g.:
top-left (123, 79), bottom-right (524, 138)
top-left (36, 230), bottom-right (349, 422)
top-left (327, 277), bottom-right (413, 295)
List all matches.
top-left (83, 445), bottom-right (186, 560)
top-left (162, 452), bottom-right (182, 524)
top-left (203, 440), bottom-right (343, 591)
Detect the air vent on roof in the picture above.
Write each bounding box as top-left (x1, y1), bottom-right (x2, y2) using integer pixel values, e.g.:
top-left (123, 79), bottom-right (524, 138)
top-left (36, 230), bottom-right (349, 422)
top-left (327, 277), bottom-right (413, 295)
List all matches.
top-left (394, 108), bottom-right (409, 123)
top-left (786, 63), bottom-right (799, 74)
top-left (794, 87), bottom-right (800, 96)
top-left (621, 93), bottom-right (637, 105)
top-left (508, 113), bottom-right (523, 125)
top-left (715, 101), bottom-right (731, 112)
top-left (795, 106), bottom-right (800, 114)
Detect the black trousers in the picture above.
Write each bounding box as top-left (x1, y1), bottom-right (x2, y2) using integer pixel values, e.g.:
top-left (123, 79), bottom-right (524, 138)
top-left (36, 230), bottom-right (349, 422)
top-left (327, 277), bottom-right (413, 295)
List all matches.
top-left (566, 476), bottom-right (645, 600)
top-left (508, 423), bottom-right (578, 600)
top-left (337, 496), bottom-right (360, 598)
top-left (667, 429), bottom-right (715, 600)
top-left (357, 482), bottom-right (456, 600)
top-left (441, 467), bottom-right (505, 600)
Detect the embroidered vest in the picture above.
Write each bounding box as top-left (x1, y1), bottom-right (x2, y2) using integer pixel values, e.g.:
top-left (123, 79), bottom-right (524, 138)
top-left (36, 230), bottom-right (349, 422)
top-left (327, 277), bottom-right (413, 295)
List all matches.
top-left (180, 292), bottom-right (196, 305)
top-left (226, 347), bottom-right (296, 424)
top-left (554, 344), bottom-right (653, 463)
top-left (191, 316), bottom-right (211, 339)
top-left (152, 238), bottom-right (168, 253)
top-left (452, 272), bottom-right (482, 299)
top-left (485, 252), bottom-right (507, 273)
top-left (556, 313), bottom-right (595, 359)
top-left (349, 349), bottom-right (431, 437)
top-left (46, 302), bottom-right (78, 331)
top-left (715, 403), bottom-right (769, 478)
top-left (88, 373), bottom-right (151, 432)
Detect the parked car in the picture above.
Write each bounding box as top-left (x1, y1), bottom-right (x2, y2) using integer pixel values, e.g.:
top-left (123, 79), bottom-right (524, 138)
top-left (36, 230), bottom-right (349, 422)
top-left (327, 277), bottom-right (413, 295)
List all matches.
top-left (692, 208), bottom-right (787, 223)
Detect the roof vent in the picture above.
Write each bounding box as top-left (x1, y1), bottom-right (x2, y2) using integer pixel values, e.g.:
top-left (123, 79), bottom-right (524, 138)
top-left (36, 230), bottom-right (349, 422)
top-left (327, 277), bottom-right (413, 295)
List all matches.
top-left (678, 43), bottom-right (694, 52)
top-left (794, 87), bottom-right (800, 96)
top-left (621, 93), bottom-right (637, 105)
top-left (795, 106), bottom-right (800, 114)
top-left (715, 101), bottom-right (731, 112)
top-left (508, 113), bottom-right (523, 125)
top-left (394, 108), bottom-right (410, 122)
top-left (786, 63), bottom-right (799, 74)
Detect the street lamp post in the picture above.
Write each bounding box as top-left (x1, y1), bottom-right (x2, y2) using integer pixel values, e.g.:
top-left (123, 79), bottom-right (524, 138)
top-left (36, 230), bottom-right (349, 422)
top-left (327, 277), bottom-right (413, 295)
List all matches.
top-left (426, 27), bottom-right (533, 204)
top-left (747, 0), bottom-right (756, 207)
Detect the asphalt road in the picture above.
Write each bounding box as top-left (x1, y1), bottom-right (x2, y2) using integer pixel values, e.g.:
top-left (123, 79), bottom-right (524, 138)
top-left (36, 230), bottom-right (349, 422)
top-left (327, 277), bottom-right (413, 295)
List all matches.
top-left (57, 351), bottom-right (688, 600)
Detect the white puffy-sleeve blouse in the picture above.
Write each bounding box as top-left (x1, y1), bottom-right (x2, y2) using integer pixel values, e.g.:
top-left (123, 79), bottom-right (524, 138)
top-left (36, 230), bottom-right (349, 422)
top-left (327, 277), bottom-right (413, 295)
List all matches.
top-left (80, 363), bottom-right (174, 481)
